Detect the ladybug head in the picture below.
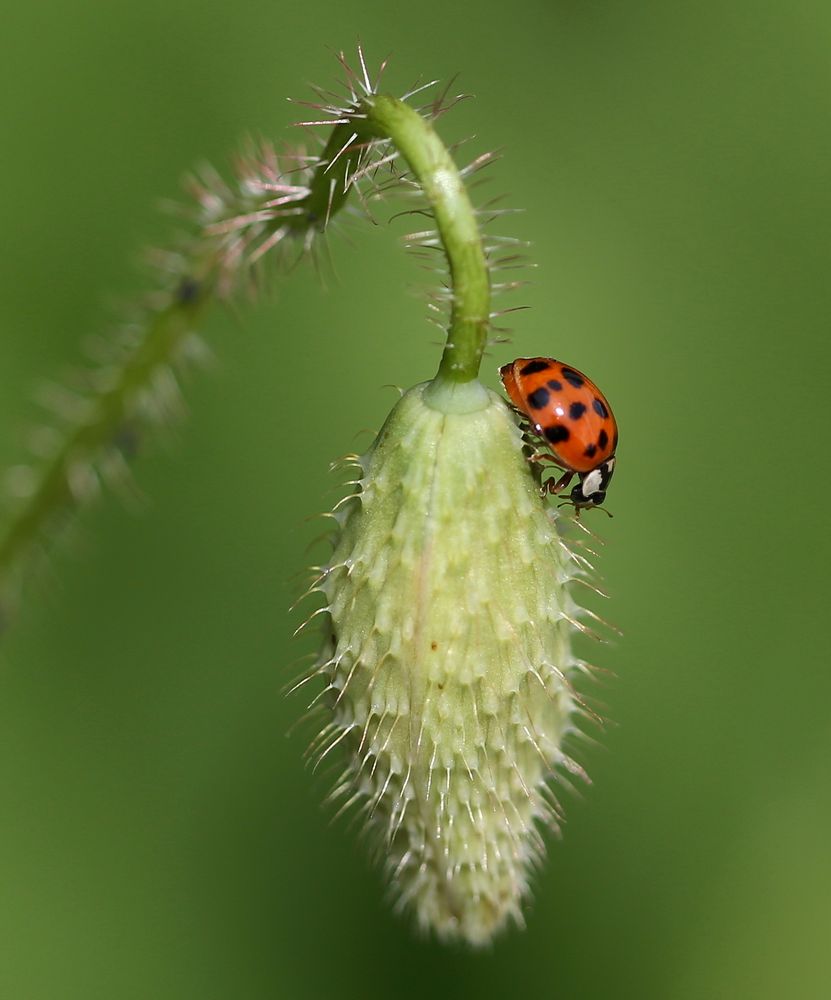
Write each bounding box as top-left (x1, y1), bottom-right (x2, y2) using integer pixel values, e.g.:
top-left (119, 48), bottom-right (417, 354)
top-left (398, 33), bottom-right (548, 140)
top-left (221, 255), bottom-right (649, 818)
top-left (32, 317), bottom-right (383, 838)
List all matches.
top-left (570, 458), bottom-right (615, 509)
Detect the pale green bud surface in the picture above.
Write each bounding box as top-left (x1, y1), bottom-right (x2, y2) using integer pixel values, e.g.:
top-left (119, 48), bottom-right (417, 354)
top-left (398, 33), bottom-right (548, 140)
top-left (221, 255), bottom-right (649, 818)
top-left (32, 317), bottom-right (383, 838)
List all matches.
top-left (314, 378), bottom-right (590, 945)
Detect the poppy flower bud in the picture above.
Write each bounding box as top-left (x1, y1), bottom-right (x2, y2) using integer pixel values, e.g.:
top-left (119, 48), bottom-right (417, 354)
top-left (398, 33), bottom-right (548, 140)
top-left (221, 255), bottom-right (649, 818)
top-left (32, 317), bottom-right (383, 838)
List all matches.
top-left (309, 377), bottom-right (593, 945)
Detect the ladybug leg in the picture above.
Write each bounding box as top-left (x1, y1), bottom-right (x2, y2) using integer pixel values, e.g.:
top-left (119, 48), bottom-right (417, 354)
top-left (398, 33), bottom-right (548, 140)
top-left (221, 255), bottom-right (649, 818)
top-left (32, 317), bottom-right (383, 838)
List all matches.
top-left (548, 470), bottom-right (574, 494)
top-left (540, 469), bottom-right (574, 498)
top-left (527, 452), bottom-right (568, 497)
top-left (526, 450), bottom-right (562, 466)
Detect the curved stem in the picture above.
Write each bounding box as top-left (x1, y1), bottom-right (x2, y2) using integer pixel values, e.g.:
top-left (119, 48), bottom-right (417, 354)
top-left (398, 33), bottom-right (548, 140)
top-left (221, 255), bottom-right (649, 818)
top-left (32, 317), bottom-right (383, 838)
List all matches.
top-left (359, 95), bottom-right (490, 385)
top-left (0, 73), bottom-right (494, 621)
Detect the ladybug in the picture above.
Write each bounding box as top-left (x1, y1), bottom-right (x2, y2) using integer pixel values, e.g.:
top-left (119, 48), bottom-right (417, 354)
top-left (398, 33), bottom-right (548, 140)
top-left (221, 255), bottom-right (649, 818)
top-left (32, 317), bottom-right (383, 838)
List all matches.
top-left (499, 357), bottom-right (618, 510)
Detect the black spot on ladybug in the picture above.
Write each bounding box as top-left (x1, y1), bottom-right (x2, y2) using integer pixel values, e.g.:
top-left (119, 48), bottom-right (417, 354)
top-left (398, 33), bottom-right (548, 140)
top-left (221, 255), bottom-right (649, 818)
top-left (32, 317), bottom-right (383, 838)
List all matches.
top-left (584, 443), bottom-right (597, 459)
top-left (544, 425), bottom-right (570, 444)
top-left (546, 379), bottom-right (563, 392)
top-left (593, 398), bottom-right (608, 418)
top-left (569, 402), bottom-right (586, 420)
top-left (598, 429), bottom-right (609, 450)
top-left (521, 359), bottom-right (551, 376)
top-left (527, 387), bottom-right (550, 410)
top-left (561, 367), bottom-right (584, 388)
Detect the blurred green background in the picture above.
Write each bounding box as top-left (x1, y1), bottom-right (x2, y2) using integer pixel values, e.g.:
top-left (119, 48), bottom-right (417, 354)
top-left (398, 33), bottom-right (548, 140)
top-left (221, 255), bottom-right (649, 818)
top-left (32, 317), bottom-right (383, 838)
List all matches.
top-left (1, 1), bottom-right (829, 997)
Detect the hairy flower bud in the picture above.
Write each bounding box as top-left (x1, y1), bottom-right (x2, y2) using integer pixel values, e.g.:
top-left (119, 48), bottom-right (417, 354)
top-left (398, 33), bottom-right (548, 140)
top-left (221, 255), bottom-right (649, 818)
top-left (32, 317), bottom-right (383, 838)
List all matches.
top-left (308, 378), bottom-right (594, 945)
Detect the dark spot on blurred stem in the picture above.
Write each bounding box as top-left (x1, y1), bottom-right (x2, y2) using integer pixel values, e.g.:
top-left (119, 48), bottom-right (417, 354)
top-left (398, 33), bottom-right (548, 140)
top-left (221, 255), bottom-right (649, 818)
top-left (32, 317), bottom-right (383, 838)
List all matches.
top-left (113, 423), bottom-right (141, 459)
top-left (176, 277), bottom-right (201, 304)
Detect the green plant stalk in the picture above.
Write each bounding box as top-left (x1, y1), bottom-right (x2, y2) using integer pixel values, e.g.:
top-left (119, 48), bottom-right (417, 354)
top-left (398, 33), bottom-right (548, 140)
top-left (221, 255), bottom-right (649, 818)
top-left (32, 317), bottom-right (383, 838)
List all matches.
top-left (305, 95), bottom-right (490, 384)
top-left (0, 88), bottom-right (491, 613)
top-left (360, 95), bottom-right (491, 386)
top-left (0, 290), bottom-right (208, 580)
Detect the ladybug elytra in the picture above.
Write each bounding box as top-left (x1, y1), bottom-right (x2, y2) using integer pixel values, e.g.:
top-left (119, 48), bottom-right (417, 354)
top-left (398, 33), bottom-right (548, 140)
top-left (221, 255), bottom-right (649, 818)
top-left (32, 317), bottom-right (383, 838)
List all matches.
top-left (499, 357), bottom-right (619, 510)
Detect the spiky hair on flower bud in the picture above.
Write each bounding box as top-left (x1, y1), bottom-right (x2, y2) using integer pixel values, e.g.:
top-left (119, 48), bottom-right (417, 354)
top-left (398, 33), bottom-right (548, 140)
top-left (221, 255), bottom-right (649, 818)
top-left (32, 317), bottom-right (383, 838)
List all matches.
top-left (296, 380), bottom-right (608, 944)
top-left (287, 50), bottom-right (617, 945)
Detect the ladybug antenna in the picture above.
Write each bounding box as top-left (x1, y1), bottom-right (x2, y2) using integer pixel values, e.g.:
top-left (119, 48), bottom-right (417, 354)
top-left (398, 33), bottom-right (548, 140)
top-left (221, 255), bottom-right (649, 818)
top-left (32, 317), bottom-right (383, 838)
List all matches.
top-left (556, 500), bottom-right (614, 519)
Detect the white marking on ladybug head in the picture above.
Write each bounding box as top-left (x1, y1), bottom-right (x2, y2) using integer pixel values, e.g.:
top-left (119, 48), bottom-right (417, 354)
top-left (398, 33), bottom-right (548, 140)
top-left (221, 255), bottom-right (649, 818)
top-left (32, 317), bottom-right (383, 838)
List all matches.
top-left (580, 468), bottom-right (603, 498)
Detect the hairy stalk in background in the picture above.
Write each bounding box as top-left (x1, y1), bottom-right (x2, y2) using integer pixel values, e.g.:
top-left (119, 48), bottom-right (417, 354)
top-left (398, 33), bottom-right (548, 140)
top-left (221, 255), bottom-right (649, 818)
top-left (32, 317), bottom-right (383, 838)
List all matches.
top-left (0, 53), bottom-right (479, 620)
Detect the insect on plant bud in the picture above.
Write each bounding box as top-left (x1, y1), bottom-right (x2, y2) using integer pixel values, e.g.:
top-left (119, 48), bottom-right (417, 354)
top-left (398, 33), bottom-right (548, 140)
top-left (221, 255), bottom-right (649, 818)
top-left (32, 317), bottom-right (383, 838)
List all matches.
top-left (0, 47), bottom-right (616, 951)
top-left (303, 378), bottom-right (596, 945)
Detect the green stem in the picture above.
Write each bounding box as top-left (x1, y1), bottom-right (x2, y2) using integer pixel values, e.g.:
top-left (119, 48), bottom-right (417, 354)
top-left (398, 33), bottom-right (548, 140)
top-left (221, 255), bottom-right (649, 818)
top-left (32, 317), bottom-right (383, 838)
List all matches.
top-left (0, 78), bottom-right (493, 620)
top-left (359, 95), bottom-right (491, 385)
top-left (0, 290), bottom-right (207, 580)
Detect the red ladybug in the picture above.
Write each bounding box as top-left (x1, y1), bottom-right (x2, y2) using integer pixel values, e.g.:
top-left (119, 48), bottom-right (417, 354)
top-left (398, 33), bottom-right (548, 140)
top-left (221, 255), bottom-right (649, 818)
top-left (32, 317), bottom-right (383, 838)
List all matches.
top-left (499, 357), bottom-right (619, 510)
